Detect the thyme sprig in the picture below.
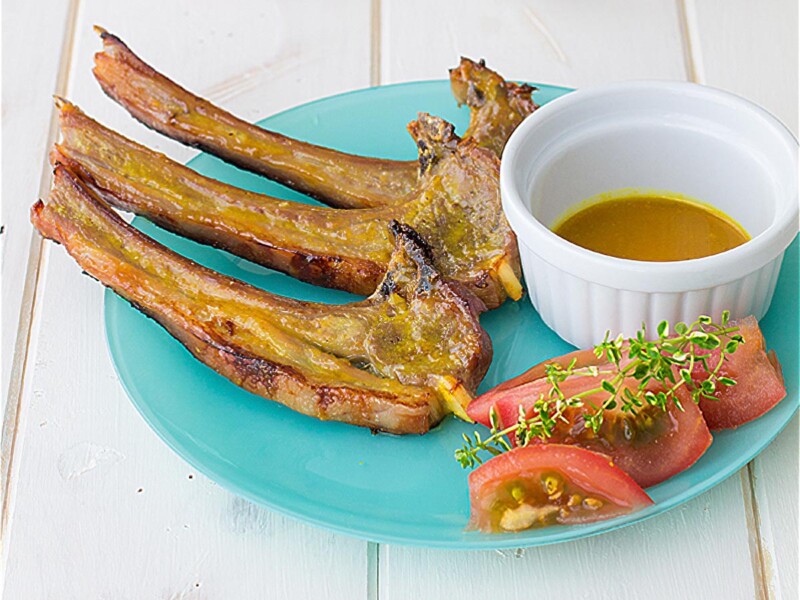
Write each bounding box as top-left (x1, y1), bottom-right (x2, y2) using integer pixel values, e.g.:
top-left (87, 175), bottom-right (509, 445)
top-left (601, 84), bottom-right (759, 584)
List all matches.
top-left (456, 312), bottom-right (743, 469)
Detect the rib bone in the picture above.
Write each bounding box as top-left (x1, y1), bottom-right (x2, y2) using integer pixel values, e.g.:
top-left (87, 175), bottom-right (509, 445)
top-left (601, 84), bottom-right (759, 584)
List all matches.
top-left (32, 166), bottom-right (493, 434)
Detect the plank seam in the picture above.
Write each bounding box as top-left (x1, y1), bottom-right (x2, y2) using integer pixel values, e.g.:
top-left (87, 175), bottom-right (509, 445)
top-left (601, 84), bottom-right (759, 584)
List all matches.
top-left (0, 0), bottom-right (81, 548)
top-left (367, 542), bottom-right (380, 600)
top-left (747, 464), bottom-right (772, 599)
top-left (676, 0), bottom-right (706, 83)
top-left (679, 2), bottom-right (771, 595)
top-left (370, 0), bottom-right (381, 86)
top-left (740, 468), bottom-right (769, 600)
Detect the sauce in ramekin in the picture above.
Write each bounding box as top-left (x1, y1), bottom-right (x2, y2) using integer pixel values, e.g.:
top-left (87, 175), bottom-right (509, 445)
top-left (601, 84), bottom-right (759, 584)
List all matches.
top-left (552, 194), bottom-right (750, 261)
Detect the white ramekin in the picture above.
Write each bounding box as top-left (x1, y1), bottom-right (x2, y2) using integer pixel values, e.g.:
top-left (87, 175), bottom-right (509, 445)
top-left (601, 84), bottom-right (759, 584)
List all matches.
top-left (501, 81), bottom-right (798, 348)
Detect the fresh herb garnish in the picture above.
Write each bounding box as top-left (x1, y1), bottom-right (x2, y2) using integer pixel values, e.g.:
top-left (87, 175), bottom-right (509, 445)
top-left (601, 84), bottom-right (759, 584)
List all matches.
top-left (456, 312), bottom-right (742, 468)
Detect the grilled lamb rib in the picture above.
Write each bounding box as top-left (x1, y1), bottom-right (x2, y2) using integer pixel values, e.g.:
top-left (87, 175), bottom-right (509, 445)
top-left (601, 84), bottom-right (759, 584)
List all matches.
top-left (32, 166), bottom-right (492, 434)
top-left (449, 58), bottom-right (538, 158)
top-left (92, 28), bottom-right (537, 209)
top-left (53, 100), bottom-right (522, 308)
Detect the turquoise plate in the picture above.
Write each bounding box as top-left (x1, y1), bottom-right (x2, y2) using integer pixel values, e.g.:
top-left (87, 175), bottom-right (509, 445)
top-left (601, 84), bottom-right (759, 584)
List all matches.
top-left (105, 81), bottom-right (799, 548)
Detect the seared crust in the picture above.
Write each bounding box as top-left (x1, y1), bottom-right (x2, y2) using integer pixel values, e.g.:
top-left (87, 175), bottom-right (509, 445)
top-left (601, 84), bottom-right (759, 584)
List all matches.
top-left (54, 100), bottom-right (520, 308)
top-left (31, 167), bottom-right (492, 434)
top-left (53, 100), bottom-right (391, 296)
top-left (92, 30), bottom-right (535, 209)
top-left (449, 57), bottom-right (538, 157)
top-left (92, 28), bottom-right (418, 209)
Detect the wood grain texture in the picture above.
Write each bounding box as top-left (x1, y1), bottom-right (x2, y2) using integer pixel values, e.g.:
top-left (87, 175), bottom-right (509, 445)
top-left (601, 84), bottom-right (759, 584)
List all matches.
top-left (3, 1), bottom-right (372, 598)
top-left (381, 0), bottom-right (687, 87)
top-left (687, 2), bottom-right (798, 596)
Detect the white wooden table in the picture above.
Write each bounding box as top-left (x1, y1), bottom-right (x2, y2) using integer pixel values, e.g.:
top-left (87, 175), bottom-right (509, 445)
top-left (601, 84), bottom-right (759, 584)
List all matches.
top-left (2, 1), bottom-right (797, 598)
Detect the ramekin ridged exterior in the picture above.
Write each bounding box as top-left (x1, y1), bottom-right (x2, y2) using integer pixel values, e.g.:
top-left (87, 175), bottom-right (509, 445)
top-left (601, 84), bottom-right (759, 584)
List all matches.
top-left (501, 82), bottom-right (798, 348)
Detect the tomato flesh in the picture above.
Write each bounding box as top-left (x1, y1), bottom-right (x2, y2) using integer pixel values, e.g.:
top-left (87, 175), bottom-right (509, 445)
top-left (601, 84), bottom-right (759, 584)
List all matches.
top-left (469, 372), bottom-right (712, 488)
top-left (468, 445), bottom-right (653, 532)
top-left (484, 347), bottom-right (607, 394)
top-left (687, 316), bottom-right (786, 430)
top-left (467, 315), bottom-right (783, 489)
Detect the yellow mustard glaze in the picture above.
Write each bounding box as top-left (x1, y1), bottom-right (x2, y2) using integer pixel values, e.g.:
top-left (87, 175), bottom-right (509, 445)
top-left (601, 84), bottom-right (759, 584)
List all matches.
top-left (551, 190), bottom-right (750, 262)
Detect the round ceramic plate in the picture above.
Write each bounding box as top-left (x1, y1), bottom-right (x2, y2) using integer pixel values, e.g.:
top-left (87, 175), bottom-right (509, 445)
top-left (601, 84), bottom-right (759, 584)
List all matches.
top-left (105, 81), bottom-right (799, 549)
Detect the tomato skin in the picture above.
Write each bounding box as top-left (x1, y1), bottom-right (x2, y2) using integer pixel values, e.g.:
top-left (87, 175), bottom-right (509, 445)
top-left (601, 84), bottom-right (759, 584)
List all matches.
top-left (467, 371), bottom-right (600, 433)
top-left (467, 352), bottom-right (634, 431)
top-left (468, 373), bottom-right (712, 488)
top-left (468, 444), bottom-right (653, 532)
top-left (688, 316), bottom-right (786, 430)
top-left (536, 396), bottom-right (712, 488)
top-left (468, 315), bottom-right (784, 489)
top-left (484, 347), bottom-right (606, 394)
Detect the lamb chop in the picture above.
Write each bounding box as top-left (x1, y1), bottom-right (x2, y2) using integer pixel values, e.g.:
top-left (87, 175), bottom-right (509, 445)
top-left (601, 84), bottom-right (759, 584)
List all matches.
top-left (31, 166), bottom-right (493, 434)
top-left (52, 100), bottom-right (522, 309)
top-left (92, 28), bottom-right (537, 209)
top-left (449, 57), bottom-right (538, 158)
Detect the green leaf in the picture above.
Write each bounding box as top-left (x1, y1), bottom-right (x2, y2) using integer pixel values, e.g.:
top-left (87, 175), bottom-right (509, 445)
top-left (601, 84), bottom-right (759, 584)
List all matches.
top-left (601, 380), bottom-right (616, 394)
top-left (657, 320), bottom-right (669, 338)
top-left (702, 335), bottom-right (721, 350)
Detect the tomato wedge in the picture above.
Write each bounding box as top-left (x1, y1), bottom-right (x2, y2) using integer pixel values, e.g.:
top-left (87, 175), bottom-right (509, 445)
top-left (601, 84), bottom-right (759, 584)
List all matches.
top-left (684, 316), bottom-right (786, 430)
top-left (468, 372), bottom-right (712, 488)
top-left (469, 365), bottom-right (602, 432)
top-left (468, 445), bottom-right (653, 532)
top-left (484, 347), bottom-right (607, 394)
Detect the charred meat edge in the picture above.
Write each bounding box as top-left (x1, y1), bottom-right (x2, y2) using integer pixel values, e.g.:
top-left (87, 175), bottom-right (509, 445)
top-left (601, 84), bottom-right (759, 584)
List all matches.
top-left (92, 28), bottom-right (537, 209)
top-left (53, 100), bottom-right (522, 308)
top-left (93, 27), bottom-right (417, 209)
top-left (32, 167), bottom-right (493, 434)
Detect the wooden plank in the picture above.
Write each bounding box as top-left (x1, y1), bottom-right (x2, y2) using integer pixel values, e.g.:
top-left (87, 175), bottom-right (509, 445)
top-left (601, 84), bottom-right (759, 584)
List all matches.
top-left (688, 0), bottom-right (798, 135)
top-left (378, 1), bottom-right (762, 597)
top-left (2, 1), bottom-right (372, 598)
top-left (381, 0), bottom-right (688, 87)
top-left (381, 477), bottom-right (757, 600)
top-left (686, 2), bottom-right (798, 596)
top-left (749, 418), bottom-right (798, 599)
top-left (1, 0), bottom-right (73, 412)
top-left (1, 0), bottom-right (78, 563)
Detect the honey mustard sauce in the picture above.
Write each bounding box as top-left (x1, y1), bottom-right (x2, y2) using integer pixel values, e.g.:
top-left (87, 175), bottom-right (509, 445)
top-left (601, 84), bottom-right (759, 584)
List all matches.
top-left (552, 194), bottom-right (750, 261)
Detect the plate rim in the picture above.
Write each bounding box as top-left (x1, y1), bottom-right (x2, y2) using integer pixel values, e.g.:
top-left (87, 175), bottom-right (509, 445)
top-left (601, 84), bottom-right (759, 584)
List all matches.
top-left (102, 79), bottom-right (799, 549)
